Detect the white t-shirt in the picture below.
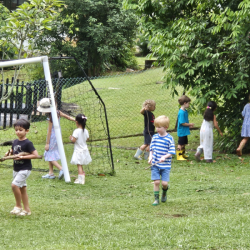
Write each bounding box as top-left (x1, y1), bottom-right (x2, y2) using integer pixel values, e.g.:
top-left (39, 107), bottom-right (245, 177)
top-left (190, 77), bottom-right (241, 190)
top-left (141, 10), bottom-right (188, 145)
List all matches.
top-left (72, 128), bottom-right (89, 152)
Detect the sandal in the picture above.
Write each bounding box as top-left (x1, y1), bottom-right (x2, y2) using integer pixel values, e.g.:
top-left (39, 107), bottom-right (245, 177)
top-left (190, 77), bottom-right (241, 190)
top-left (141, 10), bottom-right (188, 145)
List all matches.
top-left (18, 210), bottom-right (31, 216)
top-left (10, 206), bottom-right (22, 215)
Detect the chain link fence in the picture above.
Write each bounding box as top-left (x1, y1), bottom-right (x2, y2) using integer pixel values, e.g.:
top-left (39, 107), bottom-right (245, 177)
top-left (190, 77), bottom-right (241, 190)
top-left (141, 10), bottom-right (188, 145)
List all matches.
top-left (0, 66), bottom-right (202, 175)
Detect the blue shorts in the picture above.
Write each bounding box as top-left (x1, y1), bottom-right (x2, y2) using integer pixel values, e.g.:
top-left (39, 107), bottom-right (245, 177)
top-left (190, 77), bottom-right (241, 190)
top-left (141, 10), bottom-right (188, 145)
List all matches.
top-left (151, 166), bottom-right (170, 182)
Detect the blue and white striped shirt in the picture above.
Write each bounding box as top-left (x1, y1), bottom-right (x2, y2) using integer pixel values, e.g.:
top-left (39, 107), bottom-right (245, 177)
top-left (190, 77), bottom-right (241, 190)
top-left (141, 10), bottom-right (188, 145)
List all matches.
top-left (150, 133), bottom-right (176, 169)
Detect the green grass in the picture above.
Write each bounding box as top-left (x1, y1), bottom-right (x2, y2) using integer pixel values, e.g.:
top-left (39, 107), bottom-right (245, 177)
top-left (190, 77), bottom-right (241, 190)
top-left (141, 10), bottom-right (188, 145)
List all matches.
top-left (1, 142), bottom-right (250, 249)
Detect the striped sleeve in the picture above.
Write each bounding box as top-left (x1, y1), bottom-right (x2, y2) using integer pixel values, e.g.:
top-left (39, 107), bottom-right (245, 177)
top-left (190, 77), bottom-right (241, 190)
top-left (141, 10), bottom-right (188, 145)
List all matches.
top-left (168, 136), bottom-right (176, 155)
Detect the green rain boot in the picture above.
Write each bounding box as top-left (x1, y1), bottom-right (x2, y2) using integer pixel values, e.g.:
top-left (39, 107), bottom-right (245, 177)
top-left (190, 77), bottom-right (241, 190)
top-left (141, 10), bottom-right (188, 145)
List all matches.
top-left (144, 151), bottom-right (149, 160)
top-left (134, 148), bottom-right (143, 160)
top-left (161, 186), bottom-right (169, 203)
top-left (152, 191), bottom-right (159, 206)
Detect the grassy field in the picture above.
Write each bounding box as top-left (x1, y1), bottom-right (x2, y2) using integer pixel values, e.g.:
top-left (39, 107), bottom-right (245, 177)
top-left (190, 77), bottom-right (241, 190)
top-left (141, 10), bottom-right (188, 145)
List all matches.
top-left (0, 143), bottom-right (250, 249)
top-left (1, 66), bottom-right (245, 249)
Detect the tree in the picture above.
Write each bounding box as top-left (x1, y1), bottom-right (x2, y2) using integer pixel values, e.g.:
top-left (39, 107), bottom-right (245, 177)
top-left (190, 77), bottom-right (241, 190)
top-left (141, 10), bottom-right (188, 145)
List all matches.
top-left (124, 0), bottom-right (250, 151)
top-left (45, 0), bottom-right (138, 76)
top-left (0, 0), bottom-right (62, 100)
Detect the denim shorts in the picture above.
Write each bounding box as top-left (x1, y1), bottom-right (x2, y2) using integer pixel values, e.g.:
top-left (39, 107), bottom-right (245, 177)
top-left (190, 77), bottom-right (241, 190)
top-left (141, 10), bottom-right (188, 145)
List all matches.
top-left (151, 166), bottom-right (170, 181)
top-left (12, 170), bottom-right (31, 188)
top-left (143, 132), bottom-right (154, 145)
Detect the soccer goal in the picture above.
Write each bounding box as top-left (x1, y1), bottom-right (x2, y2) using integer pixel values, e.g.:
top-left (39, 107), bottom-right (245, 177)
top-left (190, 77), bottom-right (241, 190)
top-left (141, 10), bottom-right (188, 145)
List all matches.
top-left (0, 56), bottom-right (114, 182)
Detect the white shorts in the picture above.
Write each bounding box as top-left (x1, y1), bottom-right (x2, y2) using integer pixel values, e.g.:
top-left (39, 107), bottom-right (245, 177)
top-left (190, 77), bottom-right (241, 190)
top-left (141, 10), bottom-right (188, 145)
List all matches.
top-left (12, 170), bottom-right (31, 188)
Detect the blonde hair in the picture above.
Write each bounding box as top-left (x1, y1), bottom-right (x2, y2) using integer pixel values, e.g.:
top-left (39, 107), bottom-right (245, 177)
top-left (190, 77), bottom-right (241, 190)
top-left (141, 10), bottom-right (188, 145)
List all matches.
top-left (178, 95), bottom-right (191, 105)
top-left (142, 99), bottom-right (156, 111)
top-left (154, 115), bottom-right (170, 127)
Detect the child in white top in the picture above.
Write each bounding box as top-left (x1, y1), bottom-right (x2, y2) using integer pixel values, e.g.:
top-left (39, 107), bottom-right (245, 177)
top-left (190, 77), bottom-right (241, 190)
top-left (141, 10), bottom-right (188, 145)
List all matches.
top-left (195, 101), bottom-right (223, 163)
top-left (69, 114), bottom-right (92, 184)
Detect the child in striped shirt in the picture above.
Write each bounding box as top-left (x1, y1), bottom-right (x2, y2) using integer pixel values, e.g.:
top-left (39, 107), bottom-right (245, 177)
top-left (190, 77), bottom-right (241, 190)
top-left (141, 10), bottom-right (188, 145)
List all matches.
top-left (148, 115), bottom-right (176, 206)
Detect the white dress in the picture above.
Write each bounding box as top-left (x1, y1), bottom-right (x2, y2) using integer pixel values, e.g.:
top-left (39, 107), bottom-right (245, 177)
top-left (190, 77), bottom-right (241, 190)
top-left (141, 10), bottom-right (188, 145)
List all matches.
top-left (70, 128), bottom-right (92, 165)
top-left (197, 119), bottom-right (214, 160)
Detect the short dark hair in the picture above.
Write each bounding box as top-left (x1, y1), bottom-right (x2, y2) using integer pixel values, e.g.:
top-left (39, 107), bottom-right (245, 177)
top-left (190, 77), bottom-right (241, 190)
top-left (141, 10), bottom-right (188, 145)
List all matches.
top-left (75, 114), bottom-right (87, 132)
top-left (14, 119), bottom-right (30, 130)
top-left (178, 95), bottom-right (191, 105)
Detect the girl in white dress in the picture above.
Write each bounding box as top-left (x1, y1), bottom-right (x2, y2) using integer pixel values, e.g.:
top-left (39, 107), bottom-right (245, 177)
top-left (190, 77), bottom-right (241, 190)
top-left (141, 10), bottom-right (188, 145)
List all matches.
top-left (69, 114), bottom-right (92, 184)
top-left (195, 101), bottom-right (223, 163)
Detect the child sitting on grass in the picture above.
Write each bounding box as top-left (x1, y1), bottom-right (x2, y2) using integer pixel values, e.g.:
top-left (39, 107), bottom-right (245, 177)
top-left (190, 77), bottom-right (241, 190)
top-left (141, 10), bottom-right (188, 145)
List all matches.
top-left (148, 115), bottom-right (176, 206)
top-left (7, 119), bottom-right (40, 216)
top-left (134, 99), bottom-right (156, 160)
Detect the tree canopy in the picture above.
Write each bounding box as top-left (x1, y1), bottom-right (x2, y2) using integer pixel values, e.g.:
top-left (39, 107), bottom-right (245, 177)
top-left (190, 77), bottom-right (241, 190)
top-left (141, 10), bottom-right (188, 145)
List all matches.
top-left (124, 0), bottom-right (250, 151)
top-left (46, 0), bottom-right (138, 76)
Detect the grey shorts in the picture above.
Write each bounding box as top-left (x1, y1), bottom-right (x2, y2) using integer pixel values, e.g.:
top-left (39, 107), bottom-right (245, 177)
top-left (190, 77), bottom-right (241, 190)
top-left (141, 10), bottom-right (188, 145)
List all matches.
top-left (12, 170), bottom-right (31, 188)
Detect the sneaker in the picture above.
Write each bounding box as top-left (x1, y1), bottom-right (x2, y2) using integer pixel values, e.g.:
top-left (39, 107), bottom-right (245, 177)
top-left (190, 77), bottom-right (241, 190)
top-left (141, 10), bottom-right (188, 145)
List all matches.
top-left (18, 210), bottom-right (31, 216)
top-left (74, 179), bottom-right (79, 184)
top-left (195, 152), bottom-right (201, 162)
top-left (58, 170), bottom-right (64, 180)
top-left (152, 200), bottom-right (159, 206)
top-left (206, 159), bottom-right (213, 163)
top-left (10, 206), bottom-right (22, 215)
top-left (42, 174), bottom-right (55, 179)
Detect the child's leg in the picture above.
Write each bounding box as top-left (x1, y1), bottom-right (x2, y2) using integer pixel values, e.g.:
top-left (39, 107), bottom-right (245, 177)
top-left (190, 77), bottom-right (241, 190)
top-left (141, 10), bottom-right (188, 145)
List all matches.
top-left (48, 161), bottom-right (54, 175)
top-left (51, 161), bottom-right (62, 170)
top-left (161, 169), bottom-right (170, 203)
top-left (20, 186), bottom-right (31, 213)
top-left (76, 165), bottom-right (85, 184)
top-left (140, 144), bottom-right (148, 151)
top-left (134, 144), bottom-right (148, 160)
top-left (77, 165), bottom-right (84, 175)
top-left (11, 184), bottom-right (22, 209)
top-left (153, 180), bottom-right (160, 206)
top-left (237, 138), bottom-right (249, 156)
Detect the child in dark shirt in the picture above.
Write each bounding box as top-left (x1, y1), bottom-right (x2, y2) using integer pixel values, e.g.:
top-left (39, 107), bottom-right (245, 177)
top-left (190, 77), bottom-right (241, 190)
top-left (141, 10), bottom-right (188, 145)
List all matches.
top-left (6, 119), bottom-right (39, 216)
top-left (134, 99), bottom-right (156, 160)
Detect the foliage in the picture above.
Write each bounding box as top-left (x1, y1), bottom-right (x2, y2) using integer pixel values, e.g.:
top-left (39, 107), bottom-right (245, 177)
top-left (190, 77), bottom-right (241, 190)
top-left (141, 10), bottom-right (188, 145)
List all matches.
top-left (45, 0), bottom-right (138, 76)
top-left (124, 0), bottom-right (250, 152)
top-left (0, 0), bottom-right (62, 101)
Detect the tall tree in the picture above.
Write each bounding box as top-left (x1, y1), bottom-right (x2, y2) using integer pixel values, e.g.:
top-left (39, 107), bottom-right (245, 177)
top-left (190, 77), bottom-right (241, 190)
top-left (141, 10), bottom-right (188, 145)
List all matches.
top-left (45, 0), bottom-right (138, 76)
top-left (124, 0), bottom-right (250, 151)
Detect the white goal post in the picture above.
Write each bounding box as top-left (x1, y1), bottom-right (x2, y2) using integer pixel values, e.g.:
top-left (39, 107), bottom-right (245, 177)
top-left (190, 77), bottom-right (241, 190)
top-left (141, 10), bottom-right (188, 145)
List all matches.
top-left (0, 56), bottom-right (71, 182)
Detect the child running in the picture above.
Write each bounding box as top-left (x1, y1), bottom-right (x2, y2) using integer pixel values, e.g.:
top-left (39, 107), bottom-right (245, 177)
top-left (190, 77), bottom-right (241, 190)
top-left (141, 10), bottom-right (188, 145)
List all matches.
top-left (134, 99), bottom-right (156, 160)
top-left (195, 101), bottom-right (223, 162)
top-left (148, 115), bottom-right (176, 206)
top-left (69, 114), bottom-right (92, 184)
top-left (177, 95), bottom-right (194, 160)
top-left (7, 119), bottom-right (40, 216)
top-left (237, 95), bottom-right (250, 156)
top-left (37, 98), bottom-right (75, 179)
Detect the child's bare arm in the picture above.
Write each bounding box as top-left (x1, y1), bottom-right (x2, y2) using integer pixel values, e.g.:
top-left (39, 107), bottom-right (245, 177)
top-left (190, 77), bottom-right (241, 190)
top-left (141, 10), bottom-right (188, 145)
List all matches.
top-left (140, 107), bottom-right (146, 114)
top-left (181, 123), bottom-right (194, 128)
top-left (59, 111), bottom-right (75, 121)
top-left (213, 115), bottom-right (223, 136)
top-left (45, 121), bottom-right (53, 151)
top-left (159, 153), bottom-right (172, 162)
top-left (69, 135), bottom-right (77, 143)
top-left (15, 150), bottom-right (41, 160)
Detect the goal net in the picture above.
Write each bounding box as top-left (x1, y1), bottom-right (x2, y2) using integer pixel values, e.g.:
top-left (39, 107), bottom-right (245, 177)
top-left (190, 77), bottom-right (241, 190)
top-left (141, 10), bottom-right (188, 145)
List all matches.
top-left (0, 56), bottom-right (114, 181)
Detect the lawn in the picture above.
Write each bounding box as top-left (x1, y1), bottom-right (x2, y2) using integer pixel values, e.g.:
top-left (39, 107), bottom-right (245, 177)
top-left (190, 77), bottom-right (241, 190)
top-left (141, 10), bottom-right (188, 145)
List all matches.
top-left (0, 143), bottom-right (250, 249)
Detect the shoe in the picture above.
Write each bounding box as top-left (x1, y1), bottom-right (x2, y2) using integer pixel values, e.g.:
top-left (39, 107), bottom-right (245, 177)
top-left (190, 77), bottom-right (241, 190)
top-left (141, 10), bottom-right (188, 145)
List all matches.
top-left (161, 194), bottom-right (167, 203)
top-left (74, 179), bottom-right (79, 184)
top-left (144, 151), bottom-right (149, 160)
top-left (152, 200), bottom-right (159, 206)
top-left (18, 210), bottom-right (31, 216)
top-left (134, 148), bottom-right (143, 160)
top-left (236, 149), bottom-right (242, 156)
top-left (42, 174), bottom-right (55, 179)
top-left (58, 170), bottom-right (64, 180)
top-left (195, 152), bottom-right (201, 162)
top-left (206, 159), bottom-right (213, 163)
top-left (176, 150), bottom-right (187, 161)
top-left (10, 206), bottom-right (22, 215)
top-left (182, 149), bottom-right (189, 159)
top-left (78, 175), bottom-right (85, 184)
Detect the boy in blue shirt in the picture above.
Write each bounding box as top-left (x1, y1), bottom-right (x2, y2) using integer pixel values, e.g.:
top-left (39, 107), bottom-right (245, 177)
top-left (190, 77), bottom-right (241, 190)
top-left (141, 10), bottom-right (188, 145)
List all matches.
top-left (148, 115), bottom-right (176, 206)
top-left (177, 95), bottom-right (194, 160)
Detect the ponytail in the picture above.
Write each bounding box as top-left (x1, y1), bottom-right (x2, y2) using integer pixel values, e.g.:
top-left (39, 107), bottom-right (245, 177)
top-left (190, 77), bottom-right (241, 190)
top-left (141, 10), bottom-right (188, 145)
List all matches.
top-left (204, 101), bottom-right (217, 121)
top-left (75, 114), bottom-right (87, 132)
